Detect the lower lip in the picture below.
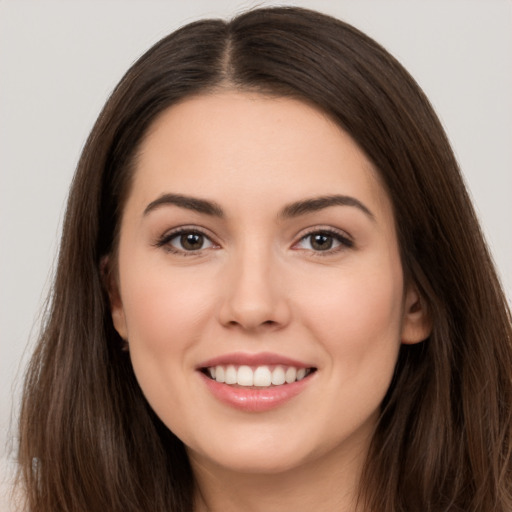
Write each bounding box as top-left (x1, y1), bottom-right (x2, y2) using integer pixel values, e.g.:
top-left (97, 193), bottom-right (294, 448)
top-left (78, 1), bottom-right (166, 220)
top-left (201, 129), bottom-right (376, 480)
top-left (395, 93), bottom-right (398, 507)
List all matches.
top-left (199, 372), bottom-right (314, 412)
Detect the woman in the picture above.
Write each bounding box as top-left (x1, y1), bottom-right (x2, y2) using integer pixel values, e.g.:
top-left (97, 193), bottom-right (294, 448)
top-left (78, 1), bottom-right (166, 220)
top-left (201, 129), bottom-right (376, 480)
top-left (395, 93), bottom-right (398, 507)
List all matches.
top-left (17, 6), bottom-right (512, 511)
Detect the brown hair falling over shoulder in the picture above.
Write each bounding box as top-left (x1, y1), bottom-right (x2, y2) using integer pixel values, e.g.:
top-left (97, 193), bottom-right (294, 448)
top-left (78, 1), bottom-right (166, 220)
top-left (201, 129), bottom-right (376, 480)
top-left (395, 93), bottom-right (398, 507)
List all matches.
top-left (17, 6), bottom-right (512, 511)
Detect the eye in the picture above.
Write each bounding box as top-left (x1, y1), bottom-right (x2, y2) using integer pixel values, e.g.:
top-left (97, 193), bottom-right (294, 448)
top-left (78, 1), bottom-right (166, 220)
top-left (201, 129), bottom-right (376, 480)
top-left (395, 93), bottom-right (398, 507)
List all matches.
top-left (294, 229), bottom-right (353, 253)
top-left (157, 228), bottom-right (216, 254)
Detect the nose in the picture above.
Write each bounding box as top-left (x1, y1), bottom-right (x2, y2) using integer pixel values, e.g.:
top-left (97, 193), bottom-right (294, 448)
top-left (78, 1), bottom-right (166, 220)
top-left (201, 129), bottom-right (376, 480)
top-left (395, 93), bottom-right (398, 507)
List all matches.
top-left (218, 246), bottom-right (291, 332)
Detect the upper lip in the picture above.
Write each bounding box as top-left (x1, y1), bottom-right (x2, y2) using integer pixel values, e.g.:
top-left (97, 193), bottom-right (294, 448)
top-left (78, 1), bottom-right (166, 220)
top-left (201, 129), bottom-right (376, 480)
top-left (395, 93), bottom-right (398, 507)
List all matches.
top-left (197, 352), bottom-right (315, 369)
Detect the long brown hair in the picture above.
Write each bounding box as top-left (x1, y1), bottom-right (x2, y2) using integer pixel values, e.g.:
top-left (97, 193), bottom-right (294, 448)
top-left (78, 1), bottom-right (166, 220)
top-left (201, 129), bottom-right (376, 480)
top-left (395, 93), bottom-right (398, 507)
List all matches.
top-left (18, 6), bottom-right (512, 511)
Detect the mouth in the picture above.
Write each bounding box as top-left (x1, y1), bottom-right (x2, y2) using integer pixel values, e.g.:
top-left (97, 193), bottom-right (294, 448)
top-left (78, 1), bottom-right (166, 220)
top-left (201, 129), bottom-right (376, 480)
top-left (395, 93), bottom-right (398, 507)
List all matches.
top-left (200, 364), bottom-right (317, 388)
top-left (197, 353), bottom-right (318, 411)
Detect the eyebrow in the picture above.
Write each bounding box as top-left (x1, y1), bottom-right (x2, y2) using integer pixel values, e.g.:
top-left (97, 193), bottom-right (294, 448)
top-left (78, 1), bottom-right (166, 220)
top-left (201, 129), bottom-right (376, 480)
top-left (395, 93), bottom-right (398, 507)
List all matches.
top-left (144, 193), bottom-right (224, 217)
top-left (279, 195), bottom-right (375, 221)
top-left (143, 193), bottom-right (374, 221)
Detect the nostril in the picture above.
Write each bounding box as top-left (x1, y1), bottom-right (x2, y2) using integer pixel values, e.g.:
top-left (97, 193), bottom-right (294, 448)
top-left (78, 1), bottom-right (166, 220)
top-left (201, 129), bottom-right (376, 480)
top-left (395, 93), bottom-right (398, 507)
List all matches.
top-left (226, 319), bottom-right (278, 329)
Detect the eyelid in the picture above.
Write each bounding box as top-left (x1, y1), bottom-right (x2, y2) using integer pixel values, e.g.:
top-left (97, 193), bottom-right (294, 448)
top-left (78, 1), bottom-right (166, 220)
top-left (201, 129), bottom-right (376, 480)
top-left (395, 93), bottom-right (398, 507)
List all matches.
top-left (154, 225), bottom-right (220, 254)
top-left (154, 224), bottom-right (353, 256)
top-left (292, 226), bottom-right (354, 253)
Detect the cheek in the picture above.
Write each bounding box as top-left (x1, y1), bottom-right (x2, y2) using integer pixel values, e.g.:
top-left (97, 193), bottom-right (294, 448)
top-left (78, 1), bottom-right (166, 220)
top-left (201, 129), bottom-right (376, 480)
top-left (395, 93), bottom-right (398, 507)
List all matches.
top-left (297, 259), bottom-right (404, 372)
top-left (117, 253), bottom-right (220, 403)
top-left (294, 260), bottom-right (404, 440)
top-left (118, 260), bottom-right (220, 428)
top-left (121, 263), bottom-right (216, 352)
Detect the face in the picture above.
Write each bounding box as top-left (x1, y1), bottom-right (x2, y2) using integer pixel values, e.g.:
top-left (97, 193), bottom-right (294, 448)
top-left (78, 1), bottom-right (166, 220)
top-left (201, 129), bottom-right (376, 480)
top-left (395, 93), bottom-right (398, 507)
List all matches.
top-left (110, 91), bottom-right (429, 477)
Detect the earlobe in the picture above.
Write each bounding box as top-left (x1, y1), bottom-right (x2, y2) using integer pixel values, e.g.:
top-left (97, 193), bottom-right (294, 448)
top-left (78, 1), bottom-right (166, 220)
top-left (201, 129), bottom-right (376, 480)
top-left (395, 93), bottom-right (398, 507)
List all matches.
top-left (100, 256), bottom-right (129, 341)
top-left (401, 284), bottom-right (432, 345)
top-left (111, 305), bottom-right (129, 342)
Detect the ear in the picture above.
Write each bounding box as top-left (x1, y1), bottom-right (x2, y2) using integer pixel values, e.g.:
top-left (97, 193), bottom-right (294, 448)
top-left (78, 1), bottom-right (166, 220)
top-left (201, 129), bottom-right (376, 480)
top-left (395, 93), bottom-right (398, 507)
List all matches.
top-left (400, 283), bottom-right (432, 345)
top-left (100, 256), bottom-right (128, 341)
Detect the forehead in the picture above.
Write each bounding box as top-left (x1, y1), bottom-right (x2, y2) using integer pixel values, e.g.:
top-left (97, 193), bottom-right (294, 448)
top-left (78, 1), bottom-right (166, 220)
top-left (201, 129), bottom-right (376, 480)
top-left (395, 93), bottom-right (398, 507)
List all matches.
top-left (128, 91), bottom-right (391, 220)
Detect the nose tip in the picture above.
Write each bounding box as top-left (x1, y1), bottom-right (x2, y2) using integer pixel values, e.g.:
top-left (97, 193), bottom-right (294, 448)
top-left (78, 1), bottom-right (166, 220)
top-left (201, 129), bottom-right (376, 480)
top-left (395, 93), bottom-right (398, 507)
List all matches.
top-left (218, 260), bottom-right (291, 332)
top-left (222, 304), bottom-right (286, 331)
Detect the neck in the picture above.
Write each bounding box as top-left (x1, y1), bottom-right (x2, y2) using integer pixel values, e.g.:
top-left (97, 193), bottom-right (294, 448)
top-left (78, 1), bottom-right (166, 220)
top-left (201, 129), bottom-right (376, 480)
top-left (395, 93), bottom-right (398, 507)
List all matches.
top-left (190, 438), bottom-right (369, 512)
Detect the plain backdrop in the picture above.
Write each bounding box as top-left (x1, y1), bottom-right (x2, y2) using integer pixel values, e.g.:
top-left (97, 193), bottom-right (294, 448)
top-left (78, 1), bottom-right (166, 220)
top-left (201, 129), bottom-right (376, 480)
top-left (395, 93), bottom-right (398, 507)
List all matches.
top-left (1, 0), bottom-right (511, 504)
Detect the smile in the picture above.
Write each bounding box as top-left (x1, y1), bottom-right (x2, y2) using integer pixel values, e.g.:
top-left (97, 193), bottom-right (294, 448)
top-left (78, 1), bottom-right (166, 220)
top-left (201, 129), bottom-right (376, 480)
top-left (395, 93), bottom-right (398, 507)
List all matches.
top-left (198, 354), bottom-right (318, 412)
top-left (202, 365), bottom-right (316, 388)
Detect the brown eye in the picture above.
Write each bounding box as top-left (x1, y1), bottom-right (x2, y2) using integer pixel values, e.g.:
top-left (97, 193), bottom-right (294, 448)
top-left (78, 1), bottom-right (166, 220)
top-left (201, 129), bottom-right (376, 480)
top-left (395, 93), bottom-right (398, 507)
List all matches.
top-left (163, 230), bottom-right (215, 252)
top-left (310, 233), bottom-right (333, 251)
top-left (180, 233), bottom-right (205, 250)
top-left (295, 229), bottom-right (353, 253)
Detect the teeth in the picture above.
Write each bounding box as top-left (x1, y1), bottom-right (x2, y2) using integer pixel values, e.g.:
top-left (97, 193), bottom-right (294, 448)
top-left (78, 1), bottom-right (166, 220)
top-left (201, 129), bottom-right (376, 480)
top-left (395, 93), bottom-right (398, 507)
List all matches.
top-left (254, 366), bottom-right (272, 387)
top-left (209, 364), bottom-right (313, 387)
top-left (285, 367), bottom-right (297, 384)
top-left (271, 366), bottom-right (286, 385)
top-left (216, 366), bottom-right (225, 383)
top-left (237, 365), bottom-right (253, 386)
top-left (225, 365), bottom-right (237, 385)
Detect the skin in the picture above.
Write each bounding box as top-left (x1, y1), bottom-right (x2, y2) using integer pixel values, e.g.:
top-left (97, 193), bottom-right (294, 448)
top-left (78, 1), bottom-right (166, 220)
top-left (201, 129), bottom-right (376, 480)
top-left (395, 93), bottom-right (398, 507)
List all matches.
top-left (109, 91), bottom-right (431, 511)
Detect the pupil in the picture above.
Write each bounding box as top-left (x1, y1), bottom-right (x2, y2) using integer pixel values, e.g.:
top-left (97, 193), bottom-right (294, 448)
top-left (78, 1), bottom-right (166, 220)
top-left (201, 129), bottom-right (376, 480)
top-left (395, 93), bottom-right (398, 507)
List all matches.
top-left (311, 233), bottom-right (332, 251)
top-left (181, 233), bottom-right (203, 250)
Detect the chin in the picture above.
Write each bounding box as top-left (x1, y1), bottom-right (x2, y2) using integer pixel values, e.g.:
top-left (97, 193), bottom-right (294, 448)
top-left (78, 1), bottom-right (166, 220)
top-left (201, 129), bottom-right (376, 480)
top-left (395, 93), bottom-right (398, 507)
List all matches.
top-left (186, 428), bottom-right (330, 476)
top-left (194, 449), bottom-right (310, 476)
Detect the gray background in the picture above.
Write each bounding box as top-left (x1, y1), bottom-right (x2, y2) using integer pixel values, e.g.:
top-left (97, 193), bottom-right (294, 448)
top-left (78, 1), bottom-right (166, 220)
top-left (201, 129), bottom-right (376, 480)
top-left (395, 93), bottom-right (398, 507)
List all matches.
top-left (1, 0), bottom-right (511, 505)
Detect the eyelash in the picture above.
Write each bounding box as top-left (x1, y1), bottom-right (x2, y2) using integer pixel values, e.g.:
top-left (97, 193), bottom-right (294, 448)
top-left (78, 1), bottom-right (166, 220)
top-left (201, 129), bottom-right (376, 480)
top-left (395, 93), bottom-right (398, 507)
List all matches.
top-left (154, 227), bottom-right (216, 256)
top-left (293, 227), bottom-right (354, 255)
top-left (155, 226), bottom-right (354, 257)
